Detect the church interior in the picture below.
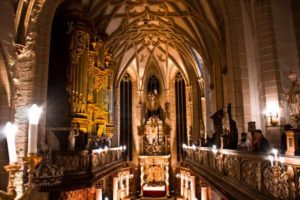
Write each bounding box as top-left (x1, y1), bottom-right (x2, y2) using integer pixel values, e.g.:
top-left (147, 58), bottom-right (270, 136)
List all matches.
top-left (0, 0), bottom-right (300, 200)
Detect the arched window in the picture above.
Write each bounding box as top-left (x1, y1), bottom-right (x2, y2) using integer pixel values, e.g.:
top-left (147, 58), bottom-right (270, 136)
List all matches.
top-left (120, 73), bottom-right (132, 160)
top-left (175, 72), bottom-right (187, 161)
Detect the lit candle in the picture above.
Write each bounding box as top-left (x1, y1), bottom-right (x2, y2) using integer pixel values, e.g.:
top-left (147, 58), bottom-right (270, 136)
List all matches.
top-left (4, 122), bottom-right (18, 164)
top-left (268, 155), bottom-right (274, 166)
top-left (28, 104), bottom-right (42, 155)
top-left (212, 145), bottom-right (217, 154)
top-left (272, 148), bottom-right (278, 162)
top-left (192, 144), bottom-right (196, 150)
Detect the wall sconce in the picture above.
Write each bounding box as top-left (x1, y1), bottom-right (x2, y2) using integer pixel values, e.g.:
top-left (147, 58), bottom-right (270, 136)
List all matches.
top-left (264, 102), bottom-right (280, 126)
top-left (0, 104), bottom-right (43, 200)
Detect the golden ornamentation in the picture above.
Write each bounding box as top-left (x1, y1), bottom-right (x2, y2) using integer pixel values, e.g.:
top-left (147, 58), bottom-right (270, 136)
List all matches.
top-left (223, 155), bottom-right (240, 181)
top-left (241, 160), bottom-right (261, 190)
top-left (59, 188), bottom-right (96, 200)
top-left (0, 163), bottom-right (21, 200)
top-left (0, 154), bottom-right (42, 200)
top-left (263, 165), bottom-right (291, 199)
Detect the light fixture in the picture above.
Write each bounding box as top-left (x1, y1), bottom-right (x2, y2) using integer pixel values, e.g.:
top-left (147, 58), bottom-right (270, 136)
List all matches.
top-left (0, 106), bottom-right (42, 200)
top-left (28, 104), bottom-right (42, 155)
top-left (212, 145), bottom-right (217, 154)
top-left (4, 122), bottom-right (18, 164)
top-left (0, 123), bottom-right (20, 200)
top-left (272, 148), bottom-right (278, 162)
top-left (264, 101), bottom-right (280, 126)
top-left (192, 144), bottom-right (196, 150)
top-left (268, 155), bottom-right (274, 167)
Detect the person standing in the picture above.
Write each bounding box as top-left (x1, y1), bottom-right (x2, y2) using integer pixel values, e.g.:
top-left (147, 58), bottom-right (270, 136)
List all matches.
top-left (238, 132), bottom-right (250, 151)
top-left (252, 129), bottom-right (270, 153)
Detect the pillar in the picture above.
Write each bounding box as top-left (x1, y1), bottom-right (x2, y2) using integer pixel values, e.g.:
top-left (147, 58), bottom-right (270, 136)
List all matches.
top-left (201, 187), bottom-right (208, 200)
top-left (165, 165), bottom-right (169, 196)
top-left (190, 176), bottom-right (196, 200)
top-left (113, 177), bottom-right (118, 200)
top-left (126, 175), bottom-right (129, 196)
top-left (96, 187), bottom-right (102, 200)
top-left (180, 173), bottom-right (184, 196)
top-left (184, 176), bottom-right (189, 199)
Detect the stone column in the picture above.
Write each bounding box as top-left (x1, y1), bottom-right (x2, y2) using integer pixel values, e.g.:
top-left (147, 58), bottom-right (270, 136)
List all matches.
top-left (184, 176), bottom-right (189, 199)
top-left (180, 173), bottom-right (184, 196)
top-left (113, 177), bottom-right (118, 200)
top-left (201, 187), bottom-right (208, 200)
top-left (96, 187), bottom-right (103, 200)
top-left (190, 176), bottom-right (196, 200)
top-left (126, 175), bottom-right (129, 197)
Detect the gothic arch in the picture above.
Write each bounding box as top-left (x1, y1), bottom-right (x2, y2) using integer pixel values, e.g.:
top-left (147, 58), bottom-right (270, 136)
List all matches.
top-left (142, 55), bottom-right (166, 92)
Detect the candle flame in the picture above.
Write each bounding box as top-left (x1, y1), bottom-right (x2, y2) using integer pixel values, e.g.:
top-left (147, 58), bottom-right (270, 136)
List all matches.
top-left (28, 104), bottom-right (42, 125)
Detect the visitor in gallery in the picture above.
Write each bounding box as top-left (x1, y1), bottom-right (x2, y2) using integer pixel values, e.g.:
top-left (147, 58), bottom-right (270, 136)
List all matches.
top-left (252, 129), bottom-right (270, 153)
top-left (237, 132), bottom-right (250, 151)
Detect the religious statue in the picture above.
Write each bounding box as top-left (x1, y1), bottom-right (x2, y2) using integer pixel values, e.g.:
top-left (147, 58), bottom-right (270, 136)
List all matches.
top-left (68, 125), bottom-right (79, 151)
top-left (211, 104), bottom-right (238, 149)
top-left (148, 92), bottom-right (156, 110)
top-left (222, 107), bottom-right (230, 135)
top-left (286, 69), bottom-right (300, 128)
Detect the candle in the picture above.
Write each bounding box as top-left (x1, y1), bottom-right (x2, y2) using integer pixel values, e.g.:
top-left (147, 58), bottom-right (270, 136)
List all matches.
top-left (268, 155), bottom-right (274, 166)
top-left (28, 104), bottom-right (42, 155)
top-left (272, 148), bottom-right (278, 162)
top-left (4, 122), bottom-right (18, 163)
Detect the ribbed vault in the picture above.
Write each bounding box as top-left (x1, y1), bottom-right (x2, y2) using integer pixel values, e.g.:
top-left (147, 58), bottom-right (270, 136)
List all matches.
top-left (63, 0), bottom-right (225, 89)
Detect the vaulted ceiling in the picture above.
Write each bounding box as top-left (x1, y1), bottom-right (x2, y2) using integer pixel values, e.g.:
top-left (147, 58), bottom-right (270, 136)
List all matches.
top-left (64, 0), bottom-right (225, 86)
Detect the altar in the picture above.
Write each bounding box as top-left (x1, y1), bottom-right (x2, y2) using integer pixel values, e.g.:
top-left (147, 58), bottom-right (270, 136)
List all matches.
top-left (139, 155), bottom-right (170, 197)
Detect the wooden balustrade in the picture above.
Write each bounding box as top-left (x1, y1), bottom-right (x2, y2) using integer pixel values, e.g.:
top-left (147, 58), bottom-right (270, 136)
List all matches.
top-left (183, 146), bottom-right (300, 200)
top-left (44, 148), bottom-right (125, 191)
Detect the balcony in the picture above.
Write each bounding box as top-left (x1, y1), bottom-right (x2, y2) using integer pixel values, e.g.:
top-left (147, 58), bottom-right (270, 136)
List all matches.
top-left (41, 147), bottom-right (125, 191)
top-left (183, 146), bottom-right (300, 200)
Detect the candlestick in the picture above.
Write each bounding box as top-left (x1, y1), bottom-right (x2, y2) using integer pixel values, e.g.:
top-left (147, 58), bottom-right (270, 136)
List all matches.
top-left (4, 122), bottom-right (18, 164)
top-left (28, 104), bottom-right (42, 155)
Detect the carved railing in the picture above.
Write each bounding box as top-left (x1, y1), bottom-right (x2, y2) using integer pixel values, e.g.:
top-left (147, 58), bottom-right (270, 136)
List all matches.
top-left (183, 146), bottom-right (300, 200)
top-left (47, 147), bottom-right (125, 190)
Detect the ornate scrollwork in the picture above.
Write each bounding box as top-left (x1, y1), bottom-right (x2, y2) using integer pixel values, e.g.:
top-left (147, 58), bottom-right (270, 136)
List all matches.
top-left (70, 30), bottom-right (89, 63)
top-left (223, 155), bottom-right (240, 180)
top-left (241, 160), bottom-right (261, 190)
top-left (263, 165), bottom-right (294, 199)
